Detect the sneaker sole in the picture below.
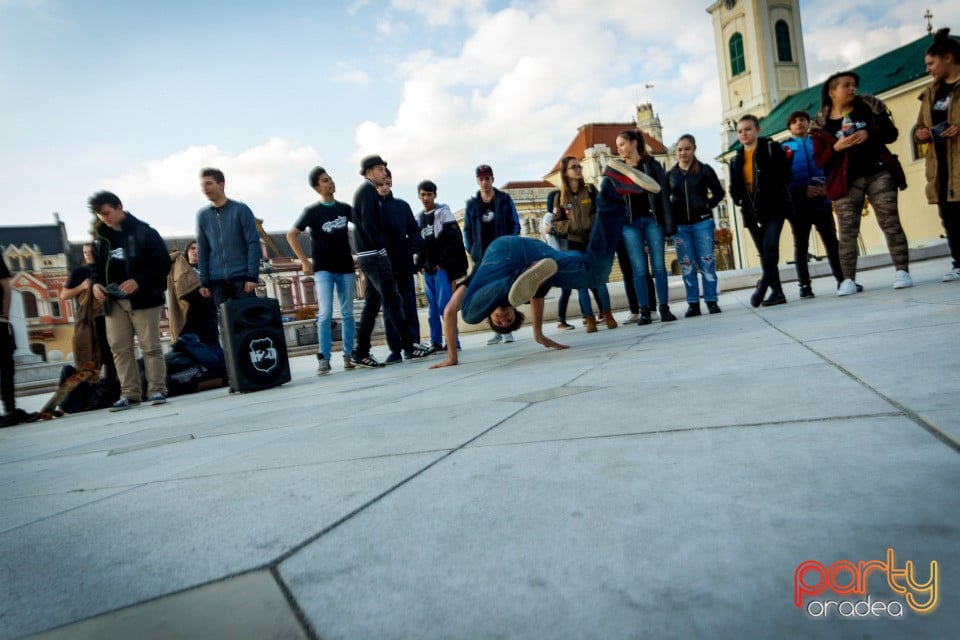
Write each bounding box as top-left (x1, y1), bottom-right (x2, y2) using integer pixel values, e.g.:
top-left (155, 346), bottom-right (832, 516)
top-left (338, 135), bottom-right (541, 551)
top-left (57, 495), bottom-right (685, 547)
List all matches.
top-left (507, 258), bottom-right (558, 307)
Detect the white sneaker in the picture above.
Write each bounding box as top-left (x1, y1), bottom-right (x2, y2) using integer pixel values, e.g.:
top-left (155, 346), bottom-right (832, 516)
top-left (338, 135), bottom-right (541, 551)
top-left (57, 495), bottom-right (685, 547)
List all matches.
top-left (893, 270), bottom-right (913, 289)
top-left (622, 313), bottom-right (639, 324)
top-left (942, 267), bottom-right (960, 282)
top-left (503, 332), bottom-right (514, 343)
top-left (507, 258), bottom-right (558, 307)
top-left (837, 279), bottom-right (858, 296)
top-left (486, 333), bottom-right (503, 345)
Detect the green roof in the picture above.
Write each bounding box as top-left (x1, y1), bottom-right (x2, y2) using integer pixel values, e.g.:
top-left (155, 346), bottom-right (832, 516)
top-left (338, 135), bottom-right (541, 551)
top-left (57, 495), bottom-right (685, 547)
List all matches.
top-left (725, 33), bottom-right (946, 153)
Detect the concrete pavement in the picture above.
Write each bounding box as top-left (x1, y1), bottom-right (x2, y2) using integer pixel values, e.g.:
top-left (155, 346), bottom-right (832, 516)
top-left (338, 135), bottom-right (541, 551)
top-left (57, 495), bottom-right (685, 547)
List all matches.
top-left (1, 255), bottom-right (958, 639)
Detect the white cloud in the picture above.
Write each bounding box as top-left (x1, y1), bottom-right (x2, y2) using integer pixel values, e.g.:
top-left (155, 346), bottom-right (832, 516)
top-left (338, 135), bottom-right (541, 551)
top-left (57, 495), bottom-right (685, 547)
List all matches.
top-left (389, 0), bottom-right (486, 28)
top-left (333, 62), bottom-right (371, 86)
top-left (352, 0), bottom-right (725, 194)
top-left (93, 139), bottom-right (322, 237)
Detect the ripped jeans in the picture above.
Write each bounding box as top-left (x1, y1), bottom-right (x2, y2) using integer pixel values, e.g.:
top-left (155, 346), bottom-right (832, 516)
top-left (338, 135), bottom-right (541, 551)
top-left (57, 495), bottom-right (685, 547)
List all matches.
top-left (674, 218), bottom-right (718, 303)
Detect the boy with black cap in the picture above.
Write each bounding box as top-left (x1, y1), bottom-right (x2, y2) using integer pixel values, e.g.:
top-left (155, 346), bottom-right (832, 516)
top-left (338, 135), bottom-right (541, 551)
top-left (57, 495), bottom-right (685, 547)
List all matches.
top-left (464, 164), bottom-right (520, 345)
top-left (351, 155), bottom-right (434, 367)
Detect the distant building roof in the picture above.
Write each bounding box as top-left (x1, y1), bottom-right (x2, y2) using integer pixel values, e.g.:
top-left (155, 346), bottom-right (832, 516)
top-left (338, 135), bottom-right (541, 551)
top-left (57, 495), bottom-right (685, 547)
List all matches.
top-left (724, 33), bottom-right (951, 154)
top-left (549, 123), bottom-right (668, 174)
top-left (0, 224), bottom-right (70, 258)
top-left (501, 180), bottom-right (554, 190)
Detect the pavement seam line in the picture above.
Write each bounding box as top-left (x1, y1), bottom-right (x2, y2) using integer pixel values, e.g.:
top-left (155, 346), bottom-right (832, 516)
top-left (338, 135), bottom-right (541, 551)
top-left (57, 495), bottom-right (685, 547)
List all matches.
top-left (268, 404), bottom-right (530, 567)
top-left (759, 315), bottom-right (960, 455)
top-left (465, 411), bottom-right (905, 449)
top-left (270, 566), bottom-right (321, 640)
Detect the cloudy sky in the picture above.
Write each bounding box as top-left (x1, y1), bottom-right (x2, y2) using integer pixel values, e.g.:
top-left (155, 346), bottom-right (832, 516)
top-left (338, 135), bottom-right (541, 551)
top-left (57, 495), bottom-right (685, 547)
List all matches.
top-left (1, 0), bottom-right (953, 241)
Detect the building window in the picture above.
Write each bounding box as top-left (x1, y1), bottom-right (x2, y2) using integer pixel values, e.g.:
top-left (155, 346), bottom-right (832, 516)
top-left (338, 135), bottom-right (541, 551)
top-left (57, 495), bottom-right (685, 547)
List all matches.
top-left (21, 291), bottom-right (39, 317)
top-left (256, 281), bottom-right (267, 298)
top-left (729, 33), bottom-right (746, 76)
top-left (775, 21), bottom-right (792, 62)
top-left (302, 278), bottom-right (316, 306)
top-left (278, 279), bottom-right (293, 307)
top-left (50, 300), bottom-right (61, 319)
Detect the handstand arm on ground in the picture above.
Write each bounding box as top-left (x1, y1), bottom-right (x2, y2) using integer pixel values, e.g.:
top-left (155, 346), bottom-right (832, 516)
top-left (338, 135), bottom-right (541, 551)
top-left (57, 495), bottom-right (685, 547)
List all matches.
top-left (429, 286), bottom-right (567, 369)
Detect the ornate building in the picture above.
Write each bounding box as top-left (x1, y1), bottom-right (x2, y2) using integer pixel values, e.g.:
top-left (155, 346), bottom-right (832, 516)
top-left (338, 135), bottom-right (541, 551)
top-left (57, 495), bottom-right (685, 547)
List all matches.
top-left (711, 1), bottom-right (953, 271)
top-left (0, 215), bottom-right (75, 359)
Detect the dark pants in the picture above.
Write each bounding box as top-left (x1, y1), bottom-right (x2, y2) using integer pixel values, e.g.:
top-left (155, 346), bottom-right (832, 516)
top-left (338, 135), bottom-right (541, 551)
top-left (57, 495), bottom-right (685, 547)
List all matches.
top-left (939, 200), bottom-right (960, 268)
top-left (616, 242), bottom-right (640, 314)
top-left (385, 271), bottom-right (420, 354)
top-left (183, 291), bottom-right (221, 345)
top-left (746, 217), bottom-right (785, 291)
top-left (211, 281), bottom-right (254, 310)
top-left (557, 288), bottom-right (571, 322)
top-left (1, 322), bottom-right (14, 414)
top-left (356, 254), bottom-right (415, 357)
top-left (788, 196), bottom-right (842, 285)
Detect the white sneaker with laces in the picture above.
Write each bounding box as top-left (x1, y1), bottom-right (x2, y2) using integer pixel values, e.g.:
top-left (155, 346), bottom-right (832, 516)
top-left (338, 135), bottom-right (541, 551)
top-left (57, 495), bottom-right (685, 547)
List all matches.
top-left (893, 270), bottom-right (913, 289)
top-left (486, 333), bottom-right (503, 345)
top-left (837, 279), bottom-right (858, 296)
top-left (503, 333), bottom-right (514, 343)
top-left (623, 313), bottom-right (639, 324)
top-left (942, 267), bottom-right (960, 282)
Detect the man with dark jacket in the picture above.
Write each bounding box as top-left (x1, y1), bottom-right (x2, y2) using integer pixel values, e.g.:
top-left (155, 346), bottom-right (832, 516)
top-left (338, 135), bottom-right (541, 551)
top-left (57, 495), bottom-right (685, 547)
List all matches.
top-left (378, 170), bottom-right (422, 364)
top-left (196, 168), bottom-right (261, 309)
top-left (89, 191), bottom-right (171, 410)
top-left (351, 155), bottom-right (434, 368)
top-left (463, 164), bottom-right (520, 344)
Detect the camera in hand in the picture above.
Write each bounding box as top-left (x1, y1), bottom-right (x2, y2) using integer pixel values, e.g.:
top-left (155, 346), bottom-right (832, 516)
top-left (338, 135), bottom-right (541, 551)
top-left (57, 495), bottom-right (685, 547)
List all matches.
top-left (105, 283), bottom-right (128, 298)
top-left (930, 121), bottom-right (952, 140)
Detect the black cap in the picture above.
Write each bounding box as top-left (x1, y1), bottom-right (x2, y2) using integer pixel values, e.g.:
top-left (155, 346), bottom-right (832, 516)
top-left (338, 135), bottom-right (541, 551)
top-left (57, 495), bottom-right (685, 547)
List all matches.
top-left (475, 164), bottom-right (493, 177)
top-left (360, 154), bottom-right (388, 175)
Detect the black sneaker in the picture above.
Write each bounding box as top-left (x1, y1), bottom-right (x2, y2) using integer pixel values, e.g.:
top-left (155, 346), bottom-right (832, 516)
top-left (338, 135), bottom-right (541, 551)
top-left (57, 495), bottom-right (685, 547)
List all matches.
top-left (0, 408), bottom-right (30, 428)
top-left (684, 303), bottom-right (701, 318)
top-left (799, 284), bottom-right (814, 298)
top-left (384, 352), bottom-right (403, 365)
top-left (658, 305), bottom-right (677, 322)
top-left (750, 280), bottom-right (767, 308)
top-left (406, 344), bottom-right (435, 359)
top-left (706, 301), bottom-right (722, 314)
top-left (637, 310), bottom-right (652, 325)
top-left (761, 290), bottom-right (787, 306)
top-left (354, 354), bottom-right (384, 369)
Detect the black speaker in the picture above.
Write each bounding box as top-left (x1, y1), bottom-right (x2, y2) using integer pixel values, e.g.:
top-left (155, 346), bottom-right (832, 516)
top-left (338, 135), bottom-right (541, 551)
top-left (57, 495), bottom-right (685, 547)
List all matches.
top-left (219, 297), bottom-right (291, 393)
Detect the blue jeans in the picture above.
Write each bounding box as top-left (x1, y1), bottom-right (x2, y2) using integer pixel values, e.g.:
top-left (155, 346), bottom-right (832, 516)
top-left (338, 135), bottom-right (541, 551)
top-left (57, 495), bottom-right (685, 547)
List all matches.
top-left (621, 217), bottom-right (667, 309)
top-left (567, 239), bottom-right (609, 315)
top-left (314, 271), bottom-right (355, 360)
top-left (424, 268), bottom-right (453, 345)
top-left (461, 178), bottom-right (626, 324)
top-left (674, 218), bottom-right (718, 303)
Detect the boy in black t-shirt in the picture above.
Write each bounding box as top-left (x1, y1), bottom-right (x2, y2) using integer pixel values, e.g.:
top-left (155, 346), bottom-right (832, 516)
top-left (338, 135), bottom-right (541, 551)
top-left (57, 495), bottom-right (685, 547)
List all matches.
top-left (287, 167), bottom-right (357, 375)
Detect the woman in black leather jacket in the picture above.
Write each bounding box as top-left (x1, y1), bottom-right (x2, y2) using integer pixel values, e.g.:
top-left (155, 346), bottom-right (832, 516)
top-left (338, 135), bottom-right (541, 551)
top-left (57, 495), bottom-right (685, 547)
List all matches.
top-left (667, 134), bottom-right (726, 317)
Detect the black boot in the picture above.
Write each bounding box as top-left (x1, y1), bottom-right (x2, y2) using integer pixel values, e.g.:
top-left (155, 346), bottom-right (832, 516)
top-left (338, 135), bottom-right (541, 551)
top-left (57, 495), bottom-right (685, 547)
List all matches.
top-left (750, 279), bottom-right (767, 308)
top-left (637, 309), bottom-right (652, 325)
top-left (685, 303), bottom-right (702, 318)
top-left (761, 289), bottom-right (787, 306)
top-left (799, 283), bottom-right (814, 298)
top-left (659, 304), bottom-right (677, 322)
top-left (706, 301), bottom-right (722, 314)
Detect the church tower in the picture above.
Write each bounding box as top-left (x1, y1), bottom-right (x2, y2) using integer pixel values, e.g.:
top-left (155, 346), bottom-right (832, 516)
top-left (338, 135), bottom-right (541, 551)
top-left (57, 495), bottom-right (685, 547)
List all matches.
top-left (634, 102), bottom-right (663, 144)
top-left (707, 0), bottom-right (808, 148)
